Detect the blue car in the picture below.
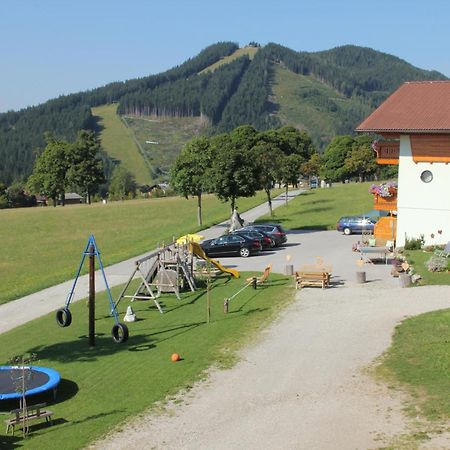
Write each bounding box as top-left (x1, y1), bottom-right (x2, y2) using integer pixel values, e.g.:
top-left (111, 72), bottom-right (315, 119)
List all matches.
top-left (336, 216), bottom-right (376, 235)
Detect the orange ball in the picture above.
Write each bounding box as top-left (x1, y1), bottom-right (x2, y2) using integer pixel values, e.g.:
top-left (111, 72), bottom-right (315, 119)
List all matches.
top-left (171, 353), bottom-right (181, 362)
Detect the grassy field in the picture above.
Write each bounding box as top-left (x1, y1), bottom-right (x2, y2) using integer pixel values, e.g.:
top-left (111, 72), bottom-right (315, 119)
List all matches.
top-left (403, 249), bottom-right (450, 285)
top-left (271, 65), bottom-right (371, 149)
top-left (0, 273), bottom-right (294, 449)
top-left (0, 192), bottom-right (277, 305)
top-left (199, 46), bottom-right (259, 74)
top-left (258, 183), bottom-right (373, 230)
top-left (92, 104), bottom-right (152, 185)
top-left (123, 115), bottom-right (208, 182)
top-left (378, 308), bottom-right (450, 423)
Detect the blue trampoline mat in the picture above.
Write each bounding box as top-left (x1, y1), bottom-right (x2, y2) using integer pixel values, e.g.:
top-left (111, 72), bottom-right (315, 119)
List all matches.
top-left (0, 366), bottom-right (61, 400)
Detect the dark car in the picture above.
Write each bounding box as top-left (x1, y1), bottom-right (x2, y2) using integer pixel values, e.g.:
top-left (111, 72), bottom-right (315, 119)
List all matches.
top-left (240, 223), bottom-right (287, 247)
top-left (201, 234), bottom-right (261, 258)
top-left (231, 230), bottom-right (274, 250)
top-left (336, 216), bottom-right (376, 235)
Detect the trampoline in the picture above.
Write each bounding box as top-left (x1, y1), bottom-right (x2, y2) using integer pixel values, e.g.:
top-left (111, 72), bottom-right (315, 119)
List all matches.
top-left (0, 366), bottom-right (61, 401)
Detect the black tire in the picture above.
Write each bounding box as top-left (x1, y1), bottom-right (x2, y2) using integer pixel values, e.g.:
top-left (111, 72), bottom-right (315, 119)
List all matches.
top-left (240, 247), bottom-right (250, 258)
top-left (343, 227), bottom-right (352, 235)
top-left (112, 323), bottom-right (129, 344)
top-left (56, 308), bottom-right (72, 327)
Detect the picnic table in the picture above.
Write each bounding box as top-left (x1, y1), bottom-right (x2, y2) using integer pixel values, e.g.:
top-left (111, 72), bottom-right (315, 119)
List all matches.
top-left (359, 246), bottom-right (390, 264)
top-left (295, 258), bottom-right (332, 289)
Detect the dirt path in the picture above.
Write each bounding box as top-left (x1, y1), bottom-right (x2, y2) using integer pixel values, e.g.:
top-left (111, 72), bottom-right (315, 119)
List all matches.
top-left (92, 281), bottom-right (450, 450)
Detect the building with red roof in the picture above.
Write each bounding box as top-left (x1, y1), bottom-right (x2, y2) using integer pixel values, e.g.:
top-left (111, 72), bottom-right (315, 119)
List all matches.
top-left (357, 81), bottom-right (450, 247)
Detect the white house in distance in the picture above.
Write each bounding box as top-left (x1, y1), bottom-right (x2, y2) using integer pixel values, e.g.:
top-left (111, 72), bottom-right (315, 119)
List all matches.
top-left (357, 81), bottom-right (450, 247)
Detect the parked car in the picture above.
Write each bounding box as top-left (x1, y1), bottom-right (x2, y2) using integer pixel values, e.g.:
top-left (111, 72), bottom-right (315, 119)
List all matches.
top-left (240, 223), bottom-right (288, 247)
top-left (231, 229), bottom-right (274, 249)
top-left (201, 234), bottom-right (262, 258)
top-left (336, 216), bottom-right (377, 235)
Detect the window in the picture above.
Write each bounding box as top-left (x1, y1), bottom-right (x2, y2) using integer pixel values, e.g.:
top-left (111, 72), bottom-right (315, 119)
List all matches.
top-left (420, 170), bottom-right (433, 183)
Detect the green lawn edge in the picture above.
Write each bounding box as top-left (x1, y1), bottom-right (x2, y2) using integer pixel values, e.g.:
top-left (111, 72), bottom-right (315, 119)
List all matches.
top-left (1, 191), bottom-right (280, 306)
top-left (0, 273), bottom-right (295, 449)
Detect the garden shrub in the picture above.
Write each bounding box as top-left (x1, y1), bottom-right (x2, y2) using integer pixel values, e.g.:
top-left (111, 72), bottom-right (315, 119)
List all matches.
top-left (404, 234), bottom-right (425, 250)
top-left (425, 256), bottom-right (449, 272)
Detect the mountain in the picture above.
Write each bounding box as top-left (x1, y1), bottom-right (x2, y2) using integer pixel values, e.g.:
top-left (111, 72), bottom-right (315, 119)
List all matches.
top-left (0, 42), bottom-right (446, 185)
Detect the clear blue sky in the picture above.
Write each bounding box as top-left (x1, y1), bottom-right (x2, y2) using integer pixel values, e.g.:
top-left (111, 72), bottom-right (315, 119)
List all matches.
top-left (1, 0), bottom-right (449, 113)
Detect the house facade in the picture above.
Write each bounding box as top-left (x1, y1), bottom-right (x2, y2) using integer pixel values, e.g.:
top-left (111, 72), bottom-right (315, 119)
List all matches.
top-left (357, 81), bottom-right (450, 247)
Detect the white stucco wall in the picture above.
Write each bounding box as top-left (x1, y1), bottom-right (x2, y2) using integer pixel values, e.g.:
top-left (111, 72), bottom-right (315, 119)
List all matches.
top-left (396, 135), bottom-right (450, 247)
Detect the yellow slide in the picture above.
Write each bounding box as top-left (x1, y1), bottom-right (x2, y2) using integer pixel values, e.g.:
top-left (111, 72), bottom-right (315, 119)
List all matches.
top-left (189, 242), bottom-right (240, 278)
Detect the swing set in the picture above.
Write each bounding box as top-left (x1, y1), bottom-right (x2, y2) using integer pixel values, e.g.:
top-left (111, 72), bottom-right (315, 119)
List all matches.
top-left (55, 235), bottom-right (129, 345)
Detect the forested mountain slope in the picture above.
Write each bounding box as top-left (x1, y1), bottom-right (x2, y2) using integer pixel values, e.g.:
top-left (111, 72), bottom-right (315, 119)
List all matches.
top-left (0, 41), bottom-right (446, 185)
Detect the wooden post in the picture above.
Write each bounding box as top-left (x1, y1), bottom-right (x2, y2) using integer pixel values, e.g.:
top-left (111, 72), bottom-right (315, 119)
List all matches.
top-left (206, 260), bottom-right (211, 323)
top-left (223, 298), bottom-right (229, 314)
top-left (88, 243), bottom-right (96, 347)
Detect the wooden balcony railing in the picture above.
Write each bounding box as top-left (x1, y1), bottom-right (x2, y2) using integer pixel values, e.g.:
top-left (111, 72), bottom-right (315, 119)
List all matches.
top-left (373, 194), bottom-right (397, 211)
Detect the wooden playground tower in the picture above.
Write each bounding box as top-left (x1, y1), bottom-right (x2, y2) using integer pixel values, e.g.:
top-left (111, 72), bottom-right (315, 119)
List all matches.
top-left (114, 241), bottom-right (197, 312)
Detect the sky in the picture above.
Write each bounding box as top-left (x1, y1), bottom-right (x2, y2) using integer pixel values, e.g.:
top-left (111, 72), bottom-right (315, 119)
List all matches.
top-left (1, 0), bottom-right (450, 113)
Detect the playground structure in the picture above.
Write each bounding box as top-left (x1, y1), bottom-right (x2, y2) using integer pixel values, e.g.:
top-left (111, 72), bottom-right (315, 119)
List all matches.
top-left (114, 240), bottom-right (240, 312)
top-left (223, 264), bottom-right (272, 313)
top-left (0, 366), bottom-right (61, 401)
top-left (56, 235), bottom-right (129, 345)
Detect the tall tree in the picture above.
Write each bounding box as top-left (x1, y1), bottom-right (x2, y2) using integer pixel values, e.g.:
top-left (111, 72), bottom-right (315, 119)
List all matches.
top-left (275, 126), bottom-right (316, 158)
top-left (108, 166), bottom-right (137, 200)
top-left (65, 130), bottom-right (105, 204)
top-left (170, 136), bottom-right (212, 226)
top-left (210, 131), bottom-right (259, 212)
top-left (252, 142), bottom-right (285, 216)
top-left (320, 135), bottom-right (354, 182)
top-left (281, 154), bottom-right (304, 204)
top-left (27, 134), bottom-right (70, 206)
top-left (301, 153), bottom-right (322, 180)
top-left (343, 136), bottom-right (377, 182)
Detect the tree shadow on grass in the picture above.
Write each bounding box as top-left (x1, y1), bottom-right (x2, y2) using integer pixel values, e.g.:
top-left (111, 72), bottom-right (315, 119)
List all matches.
top-left (27, 334), bottom-right (155, 364)
top-left (0, 433), bottom-right (22, 448)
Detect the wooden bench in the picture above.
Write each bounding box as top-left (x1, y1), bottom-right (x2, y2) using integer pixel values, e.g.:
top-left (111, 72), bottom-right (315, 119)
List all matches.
top-left (245, 264), bottom-right (272, 286)
top-left (295, 271), bottom-right (330, 289)
top-left (4, 403), bottom-right (54, 435)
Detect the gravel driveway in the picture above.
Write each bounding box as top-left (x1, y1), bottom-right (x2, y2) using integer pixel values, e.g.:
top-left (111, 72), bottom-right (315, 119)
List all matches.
top-left (92, 232), bottom-right (450, 449)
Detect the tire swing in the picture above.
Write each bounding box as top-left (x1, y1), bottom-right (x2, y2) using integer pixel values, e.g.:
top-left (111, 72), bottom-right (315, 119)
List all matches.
top-left (56, 308), bottom-right (72, 327)
top-left (56, 234), bottom-right (129, 346)
top-left (112, 323), bottom-right (129, 344)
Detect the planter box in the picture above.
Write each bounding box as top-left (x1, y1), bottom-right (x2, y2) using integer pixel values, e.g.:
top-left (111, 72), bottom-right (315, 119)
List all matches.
top-left (373, 194), bottom-right (397, 211)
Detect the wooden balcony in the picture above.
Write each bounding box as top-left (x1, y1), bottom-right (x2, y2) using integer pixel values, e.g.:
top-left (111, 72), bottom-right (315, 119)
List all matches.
top-left (373, 194), bottom-right (397, 211)
top-left (372, 140), bottom-right (399, 165)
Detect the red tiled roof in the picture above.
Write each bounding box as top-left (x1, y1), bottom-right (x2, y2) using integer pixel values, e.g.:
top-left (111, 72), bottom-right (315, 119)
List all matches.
top-left (356, 81), bottom-right (450, 133)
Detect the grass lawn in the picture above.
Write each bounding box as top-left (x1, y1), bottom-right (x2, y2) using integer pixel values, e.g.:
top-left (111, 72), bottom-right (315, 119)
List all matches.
top-left (402, 249), bottom-right (450, 286)
top-left (271, 65), bottom-right (371, 149)
top-left (123, 115), bottom-right (208, 182)
top-left (0, 272), bottom-right (294, 449)
top-left (258, 182), bottom-right (373, 230)
top-left (199, 46), bottom-right (258, 74)
top-left (92, 104), bottom-right (152, 185)
top-left (0, 192), bottom-right (278, 305)
top-left (378, 308), bottom-right (450, 422)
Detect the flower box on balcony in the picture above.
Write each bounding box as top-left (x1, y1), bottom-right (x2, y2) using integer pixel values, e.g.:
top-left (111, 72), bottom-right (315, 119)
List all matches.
top-left (373, 195), bottom-right (397, 211)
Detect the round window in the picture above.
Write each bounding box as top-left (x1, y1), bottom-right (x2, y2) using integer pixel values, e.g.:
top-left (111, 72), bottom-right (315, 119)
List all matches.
top-left (420, 170), bottom-right (433, 183)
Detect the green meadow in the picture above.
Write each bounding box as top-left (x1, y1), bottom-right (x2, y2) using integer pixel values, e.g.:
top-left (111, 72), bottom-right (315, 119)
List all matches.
top-left (92, 104), bottom-right (152, 185)
top-left (378, 308), bottom-right (450, 422)
top-left (0, 192), bottom-right (276, 305)
top-left (259, 182), bottom-right (373, 230)
top-left (0, 273), bottom-right (294, 449)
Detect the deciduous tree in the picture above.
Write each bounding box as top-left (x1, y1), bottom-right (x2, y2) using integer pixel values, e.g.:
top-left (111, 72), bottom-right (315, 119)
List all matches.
top-left (209, 130), bottom-right (259, 212)
top-left (66, 130), bottom-right (105, 204)
top-left (108, 166), bottom-right (137, 200)
top-left (27, 134), bottom-right (70, 206)
top-left (170, 136), bottom-right (212, 226)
